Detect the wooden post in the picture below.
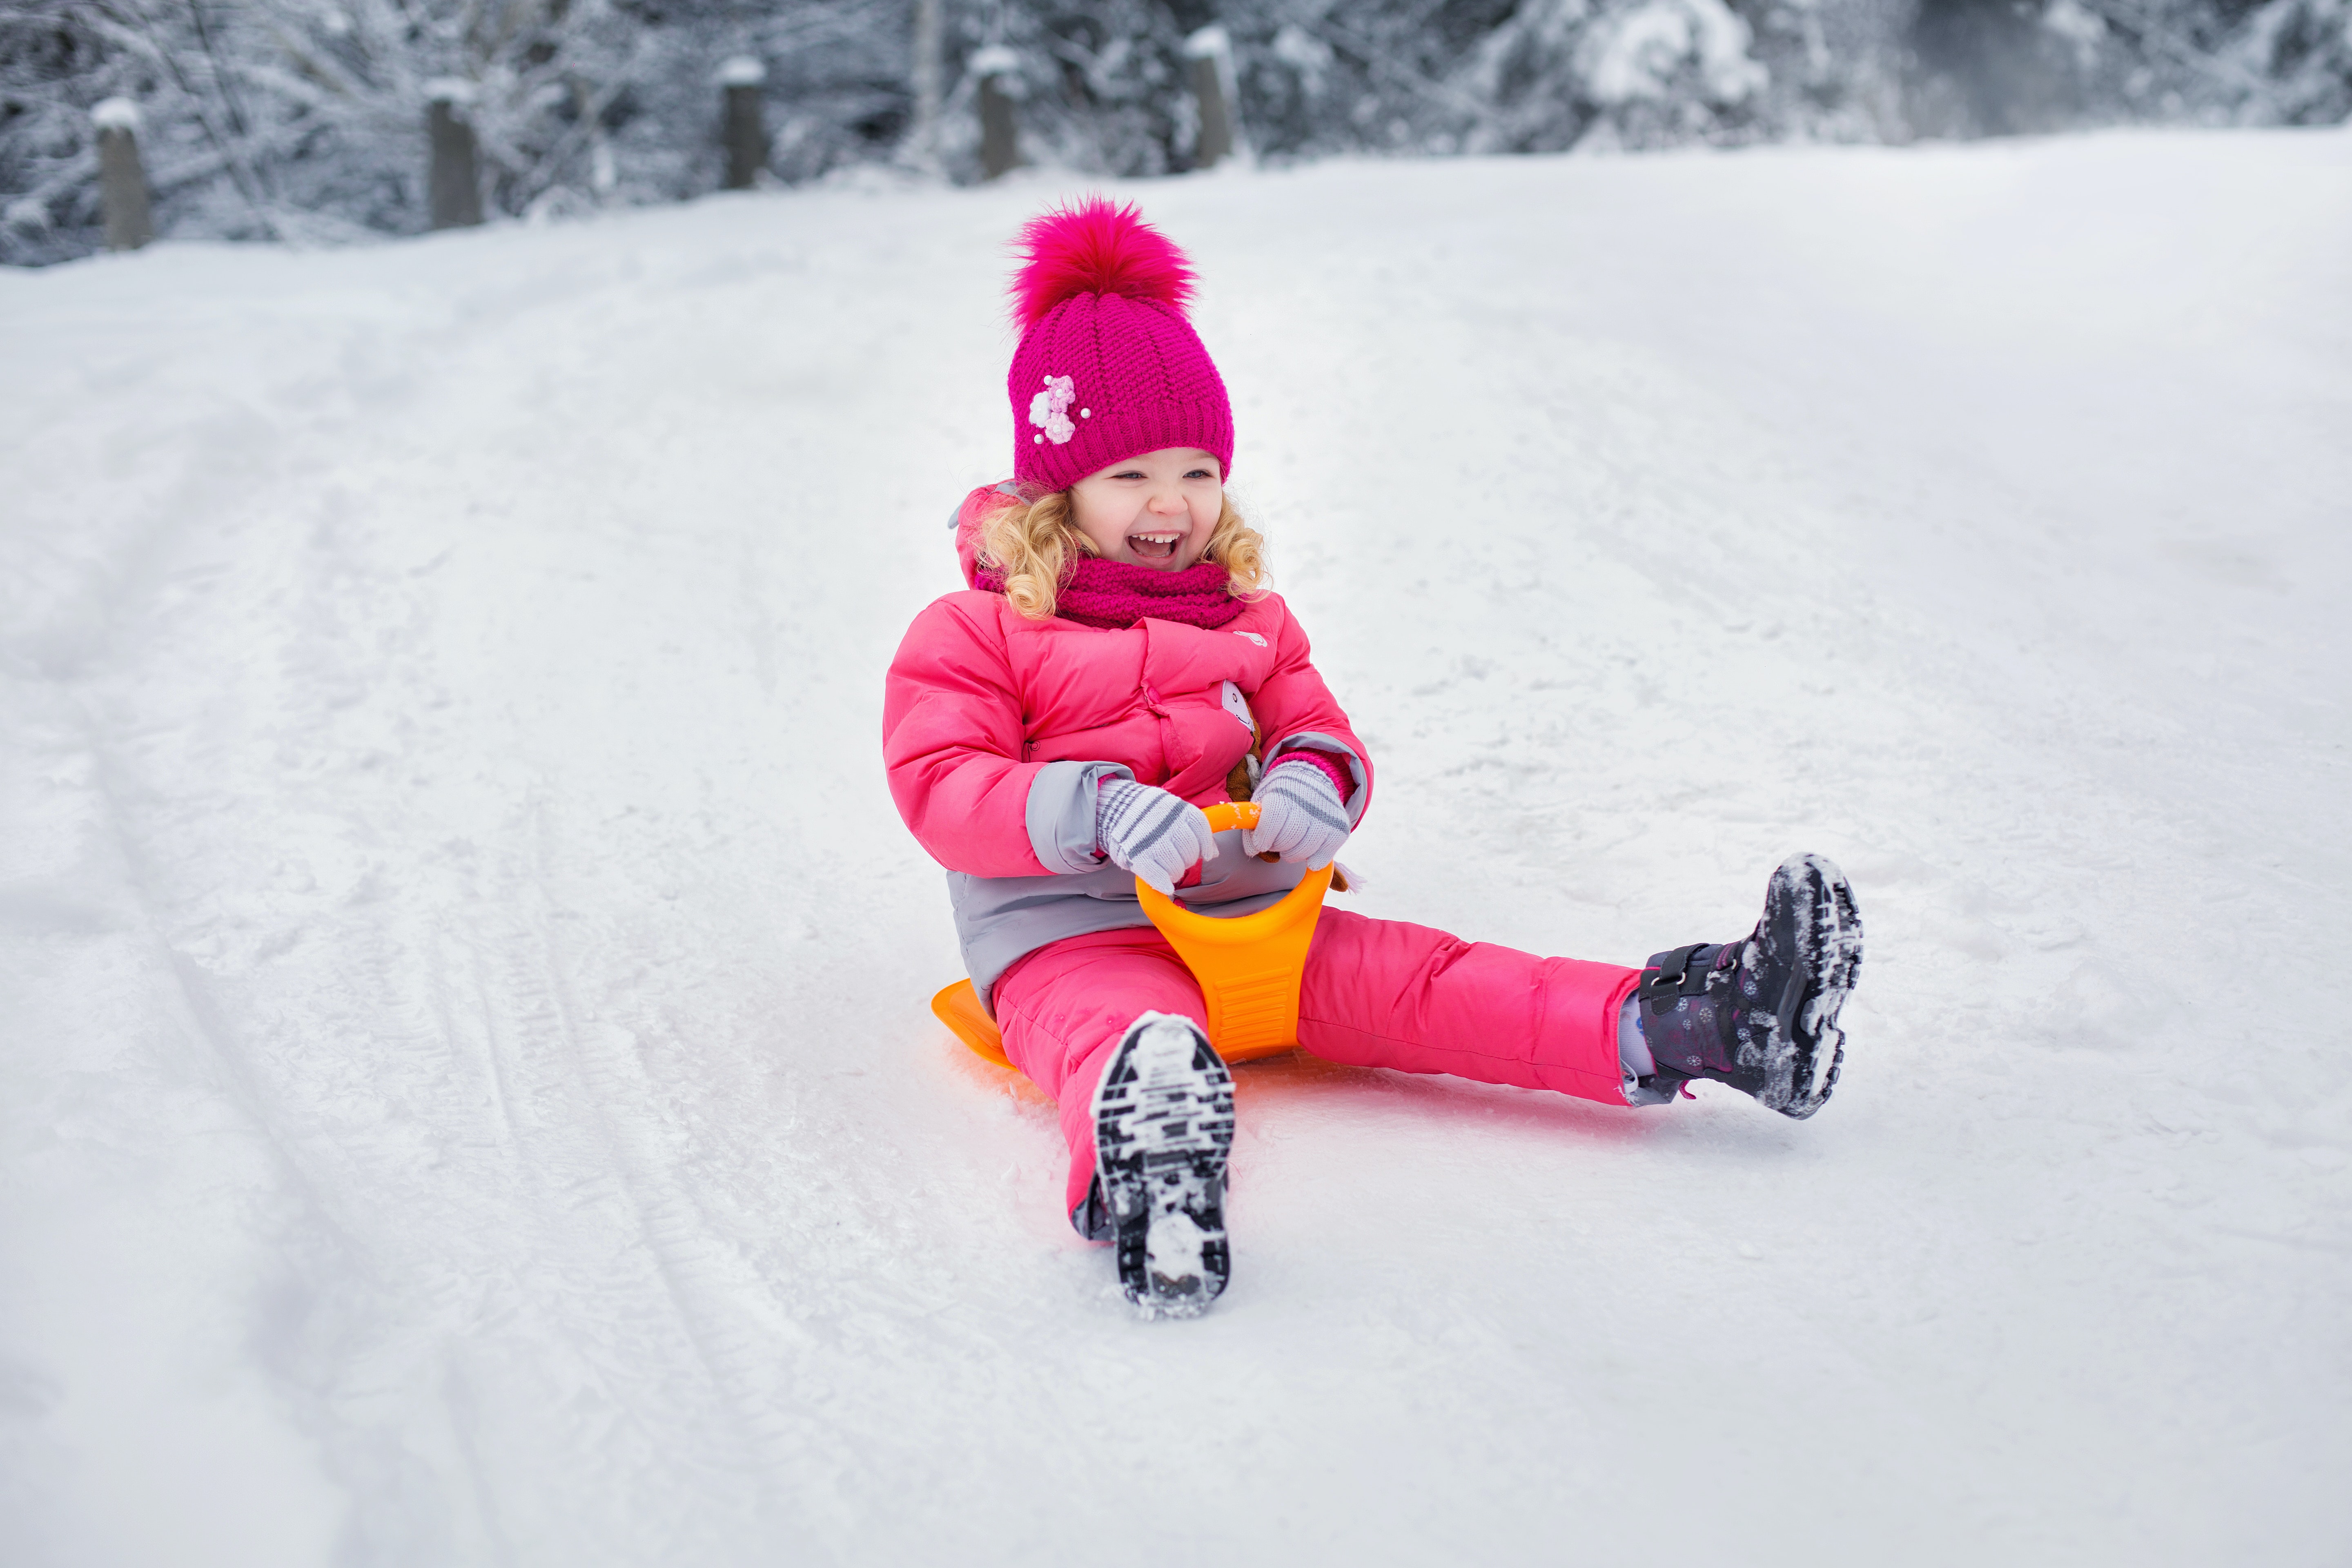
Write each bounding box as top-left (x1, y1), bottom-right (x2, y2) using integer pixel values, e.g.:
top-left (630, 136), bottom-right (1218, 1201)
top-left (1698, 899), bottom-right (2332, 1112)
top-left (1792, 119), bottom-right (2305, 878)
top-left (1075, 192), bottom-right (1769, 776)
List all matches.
top-left (971, 47), bottom-right (1020, 182)
top-left (718, 56), bottom-right (766, 189)
top-left (425, 80), bottom-right (483, 230)
top-left (909, 0), bottom-right (943, 170)
top-left (1182, 25), bottom-right (1240, 170)
top-left (92, 98), bottom-right (152, 252)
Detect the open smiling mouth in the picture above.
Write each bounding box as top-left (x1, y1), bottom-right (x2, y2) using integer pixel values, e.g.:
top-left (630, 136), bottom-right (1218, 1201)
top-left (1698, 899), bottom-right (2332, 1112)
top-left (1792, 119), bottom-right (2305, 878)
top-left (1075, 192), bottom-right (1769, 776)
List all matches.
top-left (1127, 530), bottom-right (1183, 563)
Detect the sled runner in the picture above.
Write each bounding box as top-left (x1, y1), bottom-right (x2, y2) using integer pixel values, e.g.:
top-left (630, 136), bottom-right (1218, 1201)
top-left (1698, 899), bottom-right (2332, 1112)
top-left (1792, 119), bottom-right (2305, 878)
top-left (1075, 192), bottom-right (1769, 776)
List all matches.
top-left (931, 800), bottom-right (1336, 1069)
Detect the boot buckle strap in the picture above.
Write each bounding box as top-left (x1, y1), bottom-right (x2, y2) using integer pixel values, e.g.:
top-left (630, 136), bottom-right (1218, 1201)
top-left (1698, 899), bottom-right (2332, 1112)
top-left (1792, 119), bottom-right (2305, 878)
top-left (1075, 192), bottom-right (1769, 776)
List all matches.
top-left (1638, 943), bottom-right (1712, 1009)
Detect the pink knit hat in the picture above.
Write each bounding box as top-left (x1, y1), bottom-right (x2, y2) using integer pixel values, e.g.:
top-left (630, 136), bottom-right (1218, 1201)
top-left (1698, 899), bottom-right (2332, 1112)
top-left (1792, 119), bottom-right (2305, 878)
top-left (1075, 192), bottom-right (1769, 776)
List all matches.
top-left (1007, 198), bottom-right (1234, 493)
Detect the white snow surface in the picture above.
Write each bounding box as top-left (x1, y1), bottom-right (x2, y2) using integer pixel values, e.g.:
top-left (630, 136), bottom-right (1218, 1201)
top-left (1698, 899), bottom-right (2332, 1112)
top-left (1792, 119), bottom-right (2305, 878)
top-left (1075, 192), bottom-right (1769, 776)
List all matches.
top-left (4, 130), bottom-right (2350, 1566)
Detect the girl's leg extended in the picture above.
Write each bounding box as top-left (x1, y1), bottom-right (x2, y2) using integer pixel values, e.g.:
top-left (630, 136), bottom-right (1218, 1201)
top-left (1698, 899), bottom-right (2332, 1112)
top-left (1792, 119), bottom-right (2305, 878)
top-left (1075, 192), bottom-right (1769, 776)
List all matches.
top-left (990, 929), bottom-right (1207, 1218)
top-left (1296, 907), bottom-right (1641, 1106)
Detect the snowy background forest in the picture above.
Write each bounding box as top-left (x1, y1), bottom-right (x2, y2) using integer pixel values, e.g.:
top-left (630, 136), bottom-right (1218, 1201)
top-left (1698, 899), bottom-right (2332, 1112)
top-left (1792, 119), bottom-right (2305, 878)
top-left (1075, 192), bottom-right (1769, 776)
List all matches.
top-left (4, 0), bottom-right (2352, 264)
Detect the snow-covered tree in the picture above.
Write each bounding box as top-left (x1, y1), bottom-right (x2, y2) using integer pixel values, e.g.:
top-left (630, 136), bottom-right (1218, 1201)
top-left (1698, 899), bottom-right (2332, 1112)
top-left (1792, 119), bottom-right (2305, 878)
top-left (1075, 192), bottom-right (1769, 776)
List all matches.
top-left (2, 0), bottom-right (915, 265)
top-left (2238, 0), bottom-right (2352, 122)
top-left (4, 0), bottom-right (2346, 266)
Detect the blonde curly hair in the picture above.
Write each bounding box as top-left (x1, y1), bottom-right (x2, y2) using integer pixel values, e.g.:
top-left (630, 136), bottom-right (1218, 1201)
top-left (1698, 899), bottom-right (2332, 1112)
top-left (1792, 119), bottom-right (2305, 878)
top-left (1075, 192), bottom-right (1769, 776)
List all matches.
top-left (977, 488), bottom-right (1269, 622)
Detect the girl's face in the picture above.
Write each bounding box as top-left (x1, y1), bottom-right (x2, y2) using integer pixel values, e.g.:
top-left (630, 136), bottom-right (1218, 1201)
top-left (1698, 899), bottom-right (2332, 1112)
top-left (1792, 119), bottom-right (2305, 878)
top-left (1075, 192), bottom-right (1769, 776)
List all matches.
top-left (1068, 447), bottom-right (1224, 571)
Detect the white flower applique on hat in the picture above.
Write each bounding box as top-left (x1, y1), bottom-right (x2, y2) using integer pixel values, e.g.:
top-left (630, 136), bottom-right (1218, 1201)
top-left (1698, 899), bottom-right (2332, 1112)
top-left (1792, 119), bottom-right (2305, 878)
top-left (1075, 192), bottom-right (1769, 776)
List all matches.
top-left (1029, 374), bottom-right (1078, 445)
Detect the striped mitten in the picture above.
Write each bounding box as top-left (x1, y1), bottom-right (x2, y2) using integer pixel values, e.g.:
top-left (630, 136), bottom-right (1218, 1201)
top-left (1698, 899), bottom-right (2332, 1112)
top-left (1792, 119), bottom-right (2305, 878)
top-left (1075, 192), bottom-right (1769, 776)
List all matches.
top-left (1096, 778), bottom-right (1218, 894)
top-left (1241, 755), bottom-right (1352, 869)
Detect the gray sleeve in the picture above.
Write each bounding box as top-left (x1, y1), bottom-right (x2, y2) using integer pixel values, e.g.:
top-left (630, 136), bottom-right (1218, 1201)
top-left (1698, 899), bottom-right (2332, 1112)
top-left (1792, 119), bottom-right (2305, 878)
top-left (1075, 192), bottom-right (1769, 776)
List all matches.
top-left (1025, 760), bottom-right (1136, 875)
top-left (1265, 731), bottom-right (1369, 825)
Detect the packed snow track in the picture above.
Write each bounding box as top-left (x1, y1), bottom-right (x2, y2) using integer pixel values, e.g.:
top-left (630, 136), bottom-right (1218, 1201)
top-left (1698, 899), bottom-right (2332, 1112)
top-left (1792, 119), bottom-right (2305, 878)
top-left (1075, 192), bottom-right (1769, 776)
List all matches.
top-left (4, 129), bottom-right (2348, 1566)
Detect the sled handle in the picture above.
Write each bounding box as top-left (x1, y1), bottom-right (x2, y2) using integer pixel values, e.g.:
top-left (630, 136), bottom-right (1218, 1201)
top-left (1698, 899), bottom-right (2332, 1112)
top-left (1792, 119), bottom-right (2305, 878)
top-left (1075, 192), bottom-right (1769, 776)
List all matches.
top-left (1200, 800), bottom-right (1260, 835)
top-left (1131, 797), bottom-right (1331, 1062)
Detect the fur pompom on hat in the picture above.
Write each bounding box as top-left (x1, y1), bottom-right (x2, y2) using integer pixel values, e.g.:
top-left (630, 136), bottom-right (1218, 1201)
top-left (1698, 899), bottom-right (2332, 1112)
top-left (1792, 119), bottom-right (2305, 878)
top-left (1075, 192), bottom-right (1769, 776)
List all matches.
top-left (1006, 198), bottom-right (1234, 493)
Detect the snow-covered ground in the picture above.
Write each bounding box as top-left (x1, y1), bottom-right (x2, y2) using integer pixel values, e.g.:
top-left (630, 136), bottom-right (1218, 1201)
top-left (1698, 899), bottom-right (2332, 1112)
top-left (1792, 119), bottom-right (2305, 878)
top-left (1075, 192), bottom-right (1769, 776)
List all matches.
top-left (4, 128), bottom-right (2348, 1567)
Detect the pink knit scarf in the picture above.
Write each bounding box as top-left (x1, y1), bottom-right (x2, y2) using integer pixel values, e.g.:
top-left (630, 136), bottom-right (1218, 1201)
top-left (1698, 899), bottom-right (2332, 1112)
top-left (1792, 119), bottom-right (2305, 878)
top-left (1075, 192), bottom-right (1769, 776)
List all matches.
top-left (976, 556), bottom-right (1245, 631)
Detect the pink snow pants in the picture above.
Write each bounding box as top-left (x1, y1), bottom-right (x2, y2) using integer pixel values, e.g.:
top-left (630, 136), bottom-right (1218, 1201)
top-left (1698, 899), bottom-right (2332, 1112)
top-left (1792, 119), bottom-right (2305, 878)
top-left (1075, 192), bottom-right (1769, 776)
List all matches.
top-left (990, 908), bottom-right (1645, 1216)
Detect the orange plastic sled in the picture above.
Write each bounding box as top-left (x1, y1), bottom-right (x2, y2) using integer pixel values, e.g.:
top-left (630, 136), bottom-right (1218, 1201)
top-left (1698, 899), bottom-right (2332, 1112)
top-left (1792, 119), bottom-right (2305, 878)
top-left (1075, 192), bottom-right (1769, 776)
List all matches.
top-left (931, 800), bottom-right (1336, 1071)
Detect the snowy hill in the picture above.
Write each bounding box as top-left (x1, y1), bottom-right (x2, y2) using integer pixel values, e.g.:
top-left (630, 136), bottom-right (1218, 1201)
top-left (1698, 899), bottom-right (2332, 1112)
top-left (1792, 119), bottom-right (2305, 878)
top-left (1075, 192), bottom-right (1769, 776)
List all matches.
top-left (4, 130), bottom-right (2349, 1567)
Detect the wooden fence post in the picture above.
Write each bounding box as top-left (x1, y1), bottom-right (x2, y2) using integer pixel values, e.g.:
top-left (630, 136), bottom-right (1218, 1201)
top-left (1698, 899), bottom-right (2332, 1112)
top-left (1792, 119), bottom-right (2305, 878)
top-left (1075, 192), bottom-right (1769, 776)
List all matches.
top-left (425, 80), bottom-right (484, 230)
top-left (92, 98), bottom-right (152, 252)
top-left (971, 47), bottom-right (1020, 181)
top-left (1183, 26), bottom-right (1241, 171)
top-left (718, 56), bottom-right (767, 189)
top-left (909, 0), bottom-right (943, 171)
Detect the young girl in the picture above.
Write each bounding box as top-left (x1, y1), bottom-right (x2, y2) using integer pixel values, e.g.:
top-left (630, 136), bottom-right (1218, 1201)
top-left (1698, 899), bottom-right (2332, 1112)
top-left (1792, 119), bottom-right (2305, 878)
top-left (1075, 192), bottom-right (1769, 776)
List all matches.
top-left (884, 199), bottom-right (1864, 1317)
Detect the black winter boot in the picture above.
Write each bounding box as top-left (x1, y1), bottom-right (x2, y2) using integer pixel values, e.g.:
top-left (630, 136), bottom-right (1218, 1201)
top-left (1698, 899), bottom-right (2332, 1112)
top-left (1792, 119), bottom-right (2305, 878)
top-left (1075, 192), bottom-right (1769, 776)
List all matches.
top-left (1634, 853), bottom-right (1863, 1119)
top-left (1090, 1012), bottom-right (1235, 1317)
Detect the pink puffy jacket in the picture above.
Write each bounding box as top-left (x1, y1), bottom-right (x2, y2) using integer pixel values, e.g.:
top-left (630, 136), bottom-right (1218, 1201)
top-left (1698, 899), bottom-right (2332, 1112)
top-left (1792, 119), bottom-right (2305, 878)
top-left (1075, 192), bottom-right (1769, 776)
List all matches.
top-left (884, 486), bottom-right (1374, 1004)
